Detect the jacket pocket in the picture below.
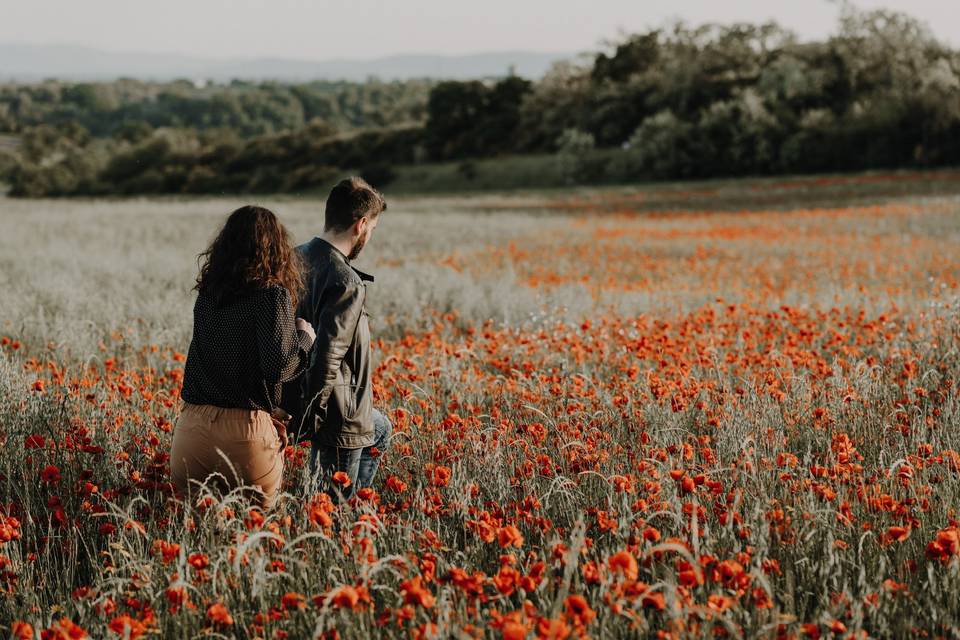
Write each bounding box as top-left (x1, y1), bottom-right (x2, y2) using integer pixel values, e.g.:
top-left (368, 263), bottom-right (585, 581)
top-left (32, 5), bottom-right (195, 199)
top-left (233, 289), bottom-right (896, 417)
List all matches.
top-left (337, 359), bottom-right (358, 419)
top-left (331, 381), bottom-right (355, 422)
top-left (348, 370), bottom-right (358, 417)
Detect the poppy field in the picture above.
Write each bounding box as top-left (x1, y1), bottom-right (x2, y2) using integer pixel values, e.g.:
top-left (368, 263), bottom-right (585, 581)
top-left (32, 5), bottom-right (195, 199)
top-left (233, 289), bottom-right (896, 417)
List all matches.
top-left (1, 173), bottom-right (960, 639)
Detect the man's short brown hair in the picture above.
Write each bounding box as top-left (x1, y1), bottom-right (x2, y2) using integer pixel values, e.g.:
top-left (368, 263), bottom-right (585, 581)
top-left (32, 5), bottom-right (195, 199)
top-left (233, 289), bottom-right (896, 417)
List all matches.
top-left (324, 177), bottom-right (387, 232)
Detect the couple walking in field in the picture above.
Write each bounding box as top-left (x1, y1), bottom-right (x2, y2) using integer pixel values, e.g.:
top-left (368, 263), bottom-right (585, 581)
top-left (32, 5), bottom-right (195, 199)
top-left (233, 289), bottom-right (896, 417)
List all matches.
top-left (169, 177), bottom-right (391, 507)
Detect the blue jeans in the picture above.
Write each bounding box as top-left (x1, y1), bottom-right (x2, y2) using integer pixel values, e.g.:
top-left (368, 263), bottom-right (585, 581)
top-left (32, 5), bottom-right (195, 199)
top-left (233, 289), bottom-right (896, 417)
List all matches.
top-left (310, 408), bottom-right (392, 500)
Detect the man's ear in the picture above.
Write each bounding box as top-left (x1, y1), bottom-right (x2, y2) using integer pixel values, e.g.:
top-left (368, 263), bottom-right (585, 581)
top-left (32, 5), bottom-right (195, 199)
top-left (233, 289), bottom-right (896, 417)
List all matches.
top-left (354, 216), bottom-right (368, 238)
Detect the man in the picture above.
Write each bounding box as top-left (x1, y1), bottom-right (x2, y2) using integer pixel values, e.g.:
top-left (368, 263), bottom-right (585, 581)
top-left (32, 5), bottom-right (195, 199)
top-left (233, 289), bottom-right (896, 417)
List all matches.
top-left (282, 177), bottom-right (391, 499)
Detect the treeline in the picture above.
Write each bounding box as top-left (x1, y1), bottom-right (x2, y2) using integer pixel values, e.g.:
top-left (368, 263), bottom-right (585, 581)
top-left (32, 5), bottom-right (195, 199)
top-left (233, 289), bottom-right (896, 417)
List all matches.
top-left (7, 122), bottom-right (421, 196)
top-left (0, 77), bottom-right (432, 195)
top-left (424, 7), bottom-right (960, 179)
top-left (0, 78), bottom-right (431, 136)
top-left (3, 5), bottom-right (960, 196)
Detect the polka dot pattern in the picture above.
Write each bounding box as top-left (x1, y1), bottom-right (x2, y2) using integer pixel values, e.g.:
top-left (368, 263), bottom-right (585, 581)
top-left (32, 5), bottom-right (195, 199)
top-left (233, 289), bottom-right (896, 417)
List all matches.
top-left (180, 285), bottom-right (313, 411)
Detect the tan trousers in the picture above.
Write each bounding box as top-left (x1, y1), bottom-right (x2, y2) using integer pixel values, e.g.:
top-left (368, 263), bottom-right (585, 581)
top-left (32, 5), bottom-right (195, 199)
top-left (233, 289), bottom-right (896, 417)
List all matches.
top-left (170, 403), bottom-right (283, 508)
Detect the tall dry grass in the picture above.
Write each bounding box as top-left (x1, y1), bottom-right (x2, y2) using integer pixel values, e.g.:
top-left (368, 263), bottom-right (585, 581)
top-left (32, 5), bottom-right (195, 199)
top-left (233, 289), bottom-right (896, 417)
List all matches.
top-left (1, 176), bottom-right (959, 638)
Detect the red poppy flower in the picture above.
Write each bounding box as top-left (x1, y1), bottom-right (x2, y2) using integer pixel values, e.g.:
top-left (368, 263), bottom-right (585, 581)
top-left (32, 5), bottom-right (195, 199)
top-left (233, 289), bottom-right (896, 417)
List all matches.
top-left (497, 525), bottom-right (524, 549)
top-left (206, 603), bottom-right (233, 626)
top-left (564, 594), bottom-right (596, 625)
top-left (608, 550), bottom-right (638, 581)
top-left (11, 622), bottom-right (33, 640)
top-left (400, 576), bottom-right (435, 608)
top-left (107, 615), bottom-right (147, 639)
top-left (281, 592), bottom-right (306, 610)
top-left (329, 585), bottom-right (360, 609)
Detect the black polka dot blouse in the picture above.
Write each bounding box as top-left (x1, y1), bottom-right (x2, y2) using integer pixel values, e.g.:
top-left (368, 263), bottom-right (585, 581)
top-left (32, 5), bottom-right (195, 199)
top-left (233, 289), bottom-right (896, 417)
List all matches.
top-left (180, 285), bottom-right (314, 412)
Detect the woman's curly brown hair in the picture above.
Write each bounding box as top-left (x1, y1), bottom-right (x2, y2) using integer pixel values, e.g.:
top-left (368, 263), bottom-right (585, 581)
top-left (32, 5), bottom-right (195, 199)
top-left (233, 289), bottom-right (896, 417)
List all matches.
top-left (195, 205), bottom-right (303, 308)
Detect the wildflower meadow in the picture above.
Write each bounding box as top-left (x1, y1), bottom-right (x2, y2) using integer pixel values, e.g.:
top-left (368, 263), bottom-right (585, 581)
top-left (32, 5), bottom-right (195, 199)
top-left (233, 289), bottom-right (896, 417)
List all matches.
top-left (1, 172), bottom-right (959, 639)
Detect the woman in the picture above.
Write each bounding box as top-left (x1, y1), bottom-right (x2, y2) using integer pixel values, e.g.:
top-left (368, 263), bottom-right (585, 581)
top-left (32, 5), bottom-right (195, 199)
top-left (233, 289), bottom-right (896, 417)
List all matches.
top-left (171, 205), bottom-right (316, 508)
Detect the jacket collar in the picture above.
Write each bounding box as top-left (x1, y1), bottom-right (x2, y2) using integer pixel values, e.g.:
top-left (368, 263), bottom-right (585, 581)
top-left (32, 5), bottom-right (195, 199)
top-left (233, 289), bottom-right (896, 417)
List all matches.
top-left (313, 237), bottom-right (375, 283)
top-left (352, 266), bottom-right (375, 283)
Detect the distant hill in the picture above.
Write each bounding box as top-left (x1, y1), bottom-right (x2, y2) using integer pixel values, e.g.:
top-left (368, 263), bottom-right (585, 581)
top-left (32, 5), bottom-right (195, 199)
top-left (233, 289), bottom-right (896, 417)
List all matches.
top-left (0, 43), bottom-right (573, 82)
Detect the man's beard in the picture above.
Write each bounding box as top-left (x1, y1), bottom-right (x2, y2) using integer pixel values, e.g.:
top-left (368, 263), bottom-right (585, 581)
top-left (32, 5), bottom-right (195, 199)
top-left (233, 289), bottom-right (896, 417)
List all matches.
top-left (347, 233), bottom-right (367, 260)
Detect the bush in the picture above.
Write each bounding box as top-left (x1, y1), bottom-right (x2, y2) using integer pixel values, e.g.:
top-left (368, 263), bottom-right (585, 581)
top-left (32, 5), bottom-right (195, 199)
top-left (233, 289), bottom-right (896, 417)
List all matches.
top-left (0, 148), bottom-right (16, 182)
top-left (625, 111), bottom-right (695, 179)
top-left (360, 164), bottom-right (397, 189)
top-left (555, 128), bottom-right (596, 184)
top-left (456, 161), bottom-right (477, 181)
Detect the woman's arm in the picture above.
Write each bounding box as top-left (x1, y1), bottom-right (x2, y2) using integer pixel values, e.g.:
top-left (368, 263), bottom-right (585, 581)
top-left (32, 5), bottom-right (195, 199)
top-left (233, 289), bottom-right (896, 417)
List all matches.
top-left (255, 286), bottom-right (315, 384)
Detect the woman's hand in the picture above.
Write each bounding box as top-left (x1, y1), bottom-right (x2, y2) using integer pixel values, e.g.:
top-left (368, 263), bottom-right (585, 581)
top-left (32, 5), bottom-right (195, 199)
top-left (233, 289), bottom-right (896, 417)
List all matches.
top-left (295, 317), bottom-right (316, 343)
top-left (272, 416), bottom-right (289, 450)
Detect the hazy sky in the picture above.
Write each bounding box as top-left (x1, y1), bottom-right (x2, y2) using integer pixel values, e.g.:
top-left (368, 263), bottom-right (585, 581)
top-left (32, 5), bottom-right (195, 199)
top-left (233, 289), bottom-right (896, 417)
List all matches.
top-left (1, 0), bottom-right (956, 59)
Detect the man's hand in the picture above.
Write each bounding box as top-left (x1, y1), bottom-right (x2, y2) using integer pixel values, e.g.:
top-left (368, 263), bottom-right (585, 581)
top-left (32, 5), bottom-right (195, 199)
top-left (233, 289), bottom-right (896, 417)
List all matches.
top-left (272, 416), bottom-right (289, 450)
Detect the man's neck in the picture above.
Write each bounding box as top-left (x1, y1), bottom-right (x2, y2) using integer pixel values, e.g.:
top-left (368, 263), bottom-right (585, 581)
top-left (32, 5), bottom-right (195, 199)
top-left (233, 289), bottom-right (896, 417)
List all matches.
top-left (320, 232), bottom-right (353, 261)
